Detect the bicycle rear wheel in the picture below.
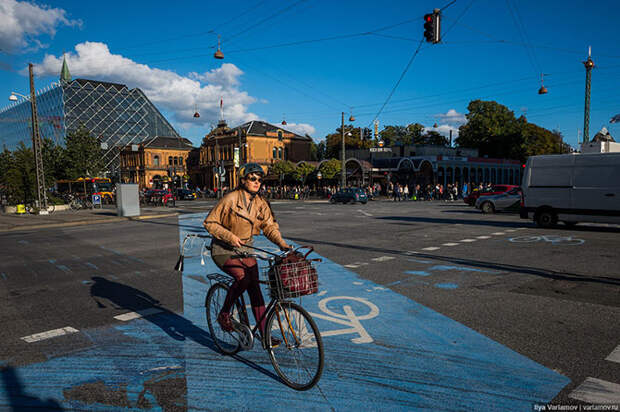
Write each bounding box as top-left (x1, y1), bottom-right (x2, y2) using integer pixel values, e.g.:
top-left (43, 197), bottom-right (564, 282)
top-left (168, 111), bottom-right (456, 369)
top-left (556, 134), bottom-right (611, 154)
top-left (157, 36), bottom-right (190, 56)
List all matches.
top-left (265, 301), bottom-right (324, 391)
top-left (205, 283), bottom-right (243, 355)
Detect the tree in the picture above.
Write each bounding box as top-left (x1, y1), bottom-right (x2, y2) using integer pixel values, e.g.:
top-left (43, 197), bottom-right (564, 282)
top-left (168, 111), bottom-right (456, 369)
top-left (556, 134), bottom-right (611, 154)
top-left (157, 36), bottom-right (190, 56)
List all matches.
top-left (64, 126), bottom-right (105, 179)
top-left (3, 143), bottom-right (36, 204)
top-left (318, 158), bottom-right (341, 180)
top-left (407, 123), bottom-right (425, 144)
top-left (419, 130), bottom-right (449, 146)
top-left (269, 160), bottom-right (296, 179)
top-left (316, 141), bottom-right (326, 161)
top-left (294, 162), bottom-right (315, 183)
top-left (380, 125), bottom-right (411, 146)
top-left (324, 125), bottom-right (373, 158)
top-left (41, 137), bottom-right (67, 186)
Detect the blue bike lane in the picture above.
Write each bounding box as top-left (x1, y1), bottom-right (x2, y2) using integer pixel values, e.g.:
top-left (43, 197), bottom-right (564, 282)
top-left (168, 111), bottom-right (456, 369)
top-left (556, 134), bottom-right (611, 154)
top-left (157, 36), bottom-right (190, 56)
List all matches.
top-left (0, 212), bottom-right (569, 410)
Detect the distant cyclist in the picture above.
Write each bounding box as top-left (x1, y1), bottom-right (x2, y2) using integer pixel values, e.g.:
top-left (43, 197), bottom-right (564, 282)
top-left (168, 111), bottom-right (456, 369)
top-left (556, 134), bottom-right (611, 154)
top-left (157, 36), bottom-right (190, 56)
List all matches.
top-left (203, 163), bottom-right (290, 342)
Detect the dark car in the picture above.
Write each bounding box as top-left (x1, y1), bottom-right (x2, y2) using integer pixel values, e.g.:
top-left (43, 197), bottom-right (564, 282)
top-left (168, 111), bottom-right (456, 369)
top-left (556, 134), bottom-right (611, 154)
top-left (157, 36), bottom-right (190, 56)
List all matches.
top-left (176, 189), bottom-right (196, 200)
top-left (464, 185), bottom-right (518, 206)
top-left (329, 188), bottom-right (368, 204)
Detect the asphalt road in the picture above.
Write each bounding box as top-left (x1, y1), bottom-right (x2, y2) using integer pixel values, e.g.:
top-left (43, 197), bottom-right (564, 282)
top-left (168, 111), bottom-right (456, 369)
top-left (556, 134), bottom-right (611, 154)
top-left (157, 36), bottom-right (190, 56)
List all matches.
top-left (0, 199), bottom-right (618, 410)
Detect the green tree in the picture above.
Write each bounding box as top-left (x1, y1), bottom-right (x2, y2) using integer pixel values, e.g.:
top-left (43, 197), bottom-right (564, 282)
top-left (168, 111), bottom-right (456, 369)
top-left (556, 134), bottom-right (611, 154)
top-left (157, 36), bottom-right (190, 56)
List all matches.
top-left (269, 160), bottom-right (296, 179)
top-left (316, 141), bottom-right (326, 161)
top-left (41, 137), bottom-right (67, 186)
top-left (324, 125), bottom-right (372, 158)
top-left (318, 158), bottom-right (341, 180)
top-left (407, 123), bottom-right (425, 144)
top-left (380, 125), bottom-right (411, 146)
top-left (3, 143), bottom-right (36, 204)
top-left (293, 162), bottom-right (315, 183)
top-left (419, 130), bottom-right (449, 146)
top-left (64, 126), bottom-right (105, 179)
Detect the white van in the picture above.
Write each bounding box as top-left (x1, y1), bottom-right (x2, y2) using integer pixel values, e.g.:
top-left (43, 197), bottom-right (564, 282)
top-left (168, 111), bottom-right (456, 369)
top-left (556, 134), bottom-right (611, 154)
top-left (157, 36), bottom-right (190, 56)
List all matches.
top-left (520, 153), bottom-right (620, 227)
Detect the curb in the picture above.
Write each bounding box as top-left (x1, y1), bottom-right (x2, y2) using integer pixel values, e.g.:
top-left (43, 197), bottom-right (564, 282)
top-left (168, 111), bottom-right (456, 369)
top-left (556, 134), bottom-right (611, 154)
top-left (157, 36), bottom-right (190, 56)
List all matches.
top-left (0, 212), bottom-right (180, 233)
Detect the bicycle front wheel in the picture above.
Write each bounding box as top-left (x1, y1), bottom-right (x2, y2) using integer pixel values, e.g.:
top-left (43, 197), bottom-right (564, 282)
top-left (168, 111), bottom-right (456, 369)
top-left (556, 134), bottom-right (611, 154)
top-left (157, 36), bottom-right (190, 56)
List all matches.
top-left (266, 301), bottom-right (324, 391)
top-left (205, 283), bottom-right (242, 355)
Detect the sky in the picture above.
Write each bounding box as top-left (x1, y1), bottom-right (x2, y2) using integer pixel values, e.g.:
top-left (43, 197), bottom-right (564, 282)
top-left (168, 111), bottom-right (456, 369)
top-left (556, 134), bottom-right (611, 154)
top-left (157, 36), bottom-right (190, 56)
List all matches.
top-left (1, 0), bottom-right (619, 149)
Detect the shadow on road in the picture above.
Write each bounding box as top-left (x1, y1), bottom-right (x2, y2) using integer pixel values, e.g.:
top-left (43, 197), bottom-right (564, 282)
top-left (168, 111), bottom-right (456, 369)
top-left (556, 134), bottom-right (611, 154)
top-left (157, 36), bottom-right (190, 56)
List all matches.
top-left (286, 236), bottom-right (620, 287)
top-left (89, 277), bottom-right (281, 384)
top-left (1, 366), bottom-right (64, 411)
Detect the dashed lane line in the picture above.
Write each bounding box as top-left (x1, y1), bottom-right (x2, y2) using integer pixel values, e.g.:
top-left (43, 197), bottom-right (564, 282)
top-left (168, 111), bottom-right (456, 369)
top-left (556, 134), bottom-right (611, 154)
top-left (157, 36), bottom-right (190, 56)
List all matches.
top-left (442, 243), bottom-right (459, 246)
top-left (605, 344), bottom-right (620, 364)
top-left (491, 232), bottom-right (506, 235)
top-left (114, 308), bottom-right (163, 322)
top-left (459, 239), bottom-right (477, 243)
top-left (422, 247), bottom-right (440, 251)
top-left (21, 327), bottom-right (79, 343)
top-left (568, 377), bottom-right (620, 404)
top-left (476, 236), bottom-right (491, 239)
top-left (371, 256), bottom-right (395, 262)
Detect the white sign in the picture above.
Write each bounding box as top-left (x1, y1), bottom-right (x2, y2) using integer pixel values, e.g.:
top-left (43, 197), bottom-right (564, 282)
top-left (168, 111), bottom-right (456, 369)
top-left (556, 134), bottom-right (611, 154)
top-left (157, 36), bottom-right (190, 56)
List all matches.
top-left (370, 147), bottom-right (392, 153)
top-left (92, 194), bottom-right (102, 205)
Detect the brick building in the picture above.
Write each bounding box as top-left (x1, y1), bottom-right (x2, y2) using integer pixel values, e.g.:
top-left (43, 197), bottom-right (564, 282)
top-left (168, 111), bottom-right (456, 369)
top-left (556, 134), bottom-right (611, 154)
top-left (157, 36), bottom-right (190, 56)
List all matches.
top-left (120, 136), bottom-right (194, 189)
top-left (195, 120), bottom-right (312, 190)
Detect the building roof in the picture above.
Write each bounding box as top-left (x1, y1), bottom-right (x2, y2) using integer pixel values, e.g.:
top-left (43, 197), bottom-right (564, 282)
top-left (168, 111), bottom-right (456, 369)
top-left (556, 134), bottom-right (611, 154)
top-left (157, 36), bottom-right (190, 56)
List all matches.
top-left (70, 78), bottom-right (127, 91)
top-left (235, 121), bottom-right (311, 141)
top-left (592, 127), bottom-right (615, 142)
top-left (142, 136), bottom-right (194, 149)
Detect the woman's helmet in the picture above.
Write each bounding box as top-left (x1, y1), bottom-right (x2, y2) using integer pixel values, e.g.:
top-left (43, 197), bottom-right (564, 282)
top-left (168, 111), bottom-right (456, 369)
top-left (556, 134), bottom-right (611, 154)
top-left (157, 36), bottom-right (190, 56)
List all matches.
top-left (239, 162), bottom-right (265, 179)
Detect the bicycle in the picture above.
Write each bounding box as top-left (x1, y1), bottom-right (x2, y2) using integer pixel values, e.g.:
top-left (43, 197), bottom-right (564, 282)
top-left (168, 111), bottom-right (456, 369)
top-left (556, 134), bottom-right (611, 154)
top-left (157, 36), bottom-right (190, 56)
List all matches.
top-left (176, 234), bottom-right (325, 391)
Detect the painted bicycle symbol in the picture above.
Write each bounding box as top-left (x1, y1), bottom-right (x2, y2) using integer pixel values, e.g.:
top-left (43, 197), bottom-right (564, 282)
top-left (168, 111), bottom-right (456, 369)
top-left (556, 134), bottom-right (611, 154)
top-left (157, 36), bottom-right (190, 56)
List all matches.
top-left (309, 296), bottom-right (379, 345)
top-left (509, 235), bottom-right (584, 245)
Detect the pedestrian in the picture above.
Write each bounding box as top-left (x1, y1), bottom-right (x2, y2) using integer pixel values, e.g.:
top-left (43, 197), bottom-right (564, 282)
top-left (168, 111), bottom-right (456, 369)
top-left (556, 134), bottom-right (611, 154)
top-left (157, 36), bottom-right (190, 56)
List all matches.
top-left (403, 184), bottom-right (409, 201)
top-left (203, 163), bottom-right (291, 345)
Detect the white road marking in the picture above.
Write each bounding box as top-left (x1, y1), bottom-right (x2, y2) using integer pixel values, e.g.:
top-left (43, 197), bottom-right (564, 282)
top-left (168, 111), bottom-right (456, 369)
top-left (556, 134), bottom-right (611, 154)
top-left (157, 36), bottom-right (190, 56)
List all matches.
top-left (317, 290), bottom-right (327, 296)
top-left (114, 308), bottom-right (163, 322)
top-left (345, 264), bottom-right (360, 268)
top-left (353, 281), bottom-right (363, 285)
top-left (505, 229), bottom-right (517, 232)
top-left (422, 247), bottom-right (440, 251)
top-left (21, 326), bottom-right (79, 343)
top-left (605, 344), bottom-right (620, 364)
top-left (357, 209), bottom-right (373, 217)
top-left (476, 236), bottom-right (491, 239)
top-left (491, 232), bottom-right (506, 235)
top-left (442, 243), bottom-right (459, 246)
top-left (405, 251), bottom-right (418, 255)
top-left (569, 377), bottom-right (620, 404)
top-left (459, 239), bottom-right (477, 243)
top-left (371, 256), bottom-right (395, 262)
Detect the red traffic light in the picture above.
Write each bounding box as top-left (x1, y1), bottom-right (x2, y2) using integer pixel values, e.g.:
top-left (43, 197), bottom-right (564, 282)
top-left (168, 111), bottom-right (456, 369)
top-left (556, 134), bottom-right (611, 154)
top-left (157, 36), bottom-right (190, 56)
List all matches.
top-left (424, 14), bottom-right (432, 22)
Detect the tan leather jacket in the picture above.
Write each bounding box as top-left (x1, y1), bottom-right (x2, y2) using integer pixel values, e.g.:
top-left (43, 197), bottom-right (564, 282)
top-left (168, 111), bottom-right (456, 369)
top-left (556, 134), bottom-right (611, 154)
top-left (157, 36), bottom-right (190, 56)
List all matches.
top-left (203, 190), bottom-right (286, 255)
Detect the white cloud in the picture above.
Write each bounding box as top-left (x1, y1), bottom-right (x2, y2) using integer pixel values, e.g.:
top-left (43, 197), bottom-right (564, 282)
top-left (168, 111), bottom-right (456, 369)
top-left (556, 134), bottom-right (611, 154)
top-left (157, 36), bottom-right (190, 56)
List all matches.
top-left (436, 109), bottom-right (466, 125)
top-left (424, 124), bottom-right (459, 139)
top-left (0, 0), bottom-right (81, 53)
top-left (31, 42), bottom-right (259, 129)
top-left (283, 122), bottom-right (316, 137)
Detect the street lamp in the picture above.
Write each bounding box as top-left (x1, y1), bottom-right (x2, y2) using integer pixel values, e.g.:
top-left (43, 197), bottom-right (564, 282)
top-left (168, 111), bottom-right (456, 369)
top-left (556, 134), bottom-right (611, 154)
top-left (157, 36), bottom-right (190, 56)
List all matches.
top-left (341, 112), bottom-right (354, 189)
top-left (8, 91), bottom-right (28, 102)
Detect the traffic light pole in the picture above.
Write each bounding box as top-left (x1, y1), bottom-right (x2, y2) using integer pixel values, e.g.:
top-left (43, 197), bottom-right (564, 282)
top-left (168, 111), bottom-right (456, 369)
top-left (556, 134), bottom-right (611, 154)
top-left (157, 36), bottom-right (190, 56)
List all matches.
top-left (341, 112), bottom-right (346, 189)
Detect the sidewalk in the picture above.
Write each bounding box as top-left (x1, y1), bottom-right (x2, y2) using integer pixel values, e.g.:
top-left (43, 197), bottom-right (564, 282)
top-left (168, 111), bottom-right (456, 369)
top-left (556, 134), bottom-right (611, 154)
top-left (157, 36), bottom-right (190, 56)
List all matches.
top-left (0, 205), bottom-right (189, 233)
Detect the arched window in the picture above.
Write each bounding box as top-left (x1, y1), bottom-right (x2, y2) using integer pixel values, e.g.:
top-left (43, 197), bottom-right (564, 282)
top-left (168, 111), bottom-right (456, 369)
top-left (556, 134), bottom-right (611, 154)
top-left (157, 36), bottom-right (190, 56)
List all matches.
top-left (168, 156), bottom-right (173, 165)
top-left (273, 147), bottom-right (277, 159)
top-left (278, 147), bottom-right (282, 159)
top-left (153, 155), bottom-right (159, 166)
top-left (284, 147), bottom-right (288, 160)
top-left (278, 131), bottom-right (283, 141)
top-left (173, 157), bottom-right (178, 165)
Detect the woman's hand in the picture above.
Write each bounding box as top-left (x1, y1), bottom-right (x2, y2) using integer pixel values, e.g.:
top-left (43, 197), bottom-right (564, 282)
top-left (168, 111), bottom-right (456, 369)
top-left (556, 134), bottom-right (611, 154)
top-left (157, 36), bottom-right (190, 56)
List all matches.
top-left (280, 244), bottom-right (292, 251)
top-left (230, 234), bottom-right (243, 248)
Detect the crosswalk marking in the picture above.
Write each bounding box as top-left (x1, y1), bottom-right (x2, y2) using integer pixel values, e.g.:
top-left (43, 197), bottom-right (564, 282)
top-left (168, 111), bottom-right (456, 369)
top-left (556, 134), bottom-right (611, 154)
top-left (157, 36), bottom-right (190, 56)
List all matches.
top-left (345, 264), bottom-right (360, 268)
top-left (114, 308), bottom-right (163, 322)
top-left (476, 236), bottom-right (491, 239)
top-left (491, 232), bottom-right (506, 235)
top-left (422, 247), bottom-right (440, 251)
top-left (21, 327), bottom-right (79, 343)
top-left (569, 377), bottom-right (620, 404)
top-left (605, 344), bottom-right (620, 364)
top-left (442, 243), bottom-right (459, 246)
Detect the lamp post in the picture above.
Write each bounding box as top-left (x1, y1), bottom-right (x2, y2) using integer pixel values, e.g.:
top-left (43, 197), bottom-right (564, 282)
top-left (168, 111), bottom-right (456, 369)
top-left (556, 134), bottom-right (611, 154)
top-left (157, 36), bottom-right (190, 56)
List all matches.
top-left (341, 112), bottom-right (354, 189)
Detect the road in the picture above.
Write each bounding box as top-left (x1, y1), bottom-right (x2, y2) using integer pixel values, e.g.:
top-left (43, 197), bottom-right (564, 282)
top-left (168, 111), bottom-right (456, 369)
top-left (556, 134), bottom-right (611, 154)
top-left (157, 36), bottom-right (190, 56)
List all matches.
top-left (0, 199), bottom-right (618, 410)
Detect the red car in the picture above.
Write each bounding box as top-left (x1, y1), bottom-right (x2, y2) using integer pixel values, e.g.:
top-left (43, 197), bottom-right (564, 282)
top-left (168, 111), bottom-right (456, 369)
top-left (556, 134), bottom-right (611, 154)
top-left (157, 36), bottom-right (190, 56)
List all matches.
top-left (464, 184), bottom-right (519, 206)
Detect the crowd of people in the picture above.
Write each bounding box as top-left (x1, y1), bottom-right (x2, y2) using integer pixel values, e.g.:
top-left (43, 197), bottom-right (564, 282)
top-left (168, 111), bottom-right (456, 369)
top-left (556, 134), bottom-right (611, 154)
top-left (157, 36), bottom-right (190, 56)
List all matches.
top-left (386, 181), bottom-right (495, 202)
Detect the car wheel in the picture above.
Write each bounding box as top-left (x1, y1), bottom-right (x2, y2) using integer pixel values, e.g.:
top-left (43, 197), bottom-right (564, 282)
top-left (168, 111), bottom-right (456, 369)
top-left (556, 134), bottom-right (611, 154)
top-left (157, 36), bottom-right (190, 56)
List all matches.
top-left (329, 197), bottom-right (336, 204)
top-left (362, 201), bottom-right (367, 205)
top-left (481, 202), bottom-right (495, 214)
top-left (535, 209), bottom-right (557, 228)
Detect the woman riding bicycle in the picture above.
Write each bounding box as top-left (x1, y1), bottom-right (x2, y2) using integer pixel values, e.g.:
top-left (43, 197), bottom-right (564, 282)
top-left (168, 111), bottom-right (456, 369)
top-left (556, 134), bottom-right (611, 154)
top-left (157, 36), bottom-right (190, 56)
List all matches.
top-left (203, 162), bottom-right (290, 340)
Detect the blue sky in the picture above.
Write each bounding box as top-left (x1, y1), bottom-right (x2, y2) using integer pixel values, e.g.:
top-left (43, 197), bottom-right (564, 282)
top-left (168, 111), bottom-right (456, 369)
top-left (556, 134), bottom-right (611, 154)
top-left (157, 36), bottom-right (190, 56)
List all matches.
top-left (1, 0), bottom-right (619, 149)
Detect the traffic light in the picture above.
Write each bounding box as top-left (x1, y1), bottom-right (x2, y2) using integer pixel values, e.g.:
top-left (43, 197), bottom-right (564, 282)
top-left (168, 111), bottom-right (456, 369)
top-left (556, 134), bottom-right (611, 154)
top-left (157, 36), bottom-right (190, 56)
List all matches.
top-left (423, 10), bottom-right (441, 44)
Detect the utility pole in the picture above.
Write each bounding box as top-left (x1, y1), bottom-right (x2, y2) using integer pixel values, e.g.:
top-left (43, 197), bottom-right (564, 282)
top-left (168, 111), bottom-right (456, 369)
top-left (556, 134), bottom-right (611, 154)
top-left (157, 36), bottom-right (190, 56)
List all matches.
top-left (28, 63), bottom-right (48, 214)
top-left (582, 47), bottom-right (594, 144)
top-left (341, 112), bottom-right (346, 189)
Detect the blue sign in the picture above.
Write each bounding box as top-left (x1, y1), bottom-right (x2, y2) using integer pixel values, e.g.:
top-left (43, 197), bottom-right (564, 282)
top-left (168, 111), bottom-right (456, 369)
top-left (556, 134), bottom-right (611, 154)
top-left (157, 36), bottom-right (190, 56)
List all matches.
top-left (92, 194), bottom-right (101, 205)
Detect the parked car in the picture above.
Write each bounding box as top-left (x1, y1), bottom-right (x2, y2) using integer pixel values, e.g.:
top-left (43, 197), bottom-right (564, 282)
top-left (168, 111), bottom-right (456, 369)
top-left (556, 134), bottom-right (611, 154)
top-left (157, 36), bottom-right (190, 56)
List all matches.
top-left (464, 184), bottom-right (518, 206)
top-left (329, 188), bottom-right (368, 204)
top-left (176, 189), bottom-right (196, 200)
top-left (475, 187), bottom-right (522, 213)
top-left (144, 189), bottom-right (175, 205)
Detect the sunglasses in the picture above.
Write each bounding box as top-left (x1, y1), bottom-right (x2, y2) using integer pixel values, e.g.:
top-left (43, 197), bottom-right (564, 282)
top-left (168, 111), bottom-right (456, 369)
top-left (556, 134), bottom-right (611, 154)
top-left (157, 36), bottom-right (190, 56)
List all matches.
top-left (247, 176), bottom-right (263, 183)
